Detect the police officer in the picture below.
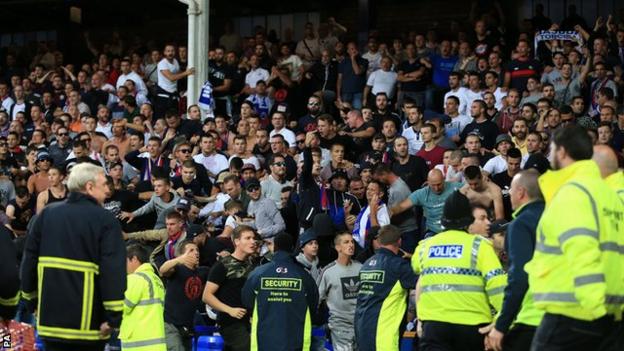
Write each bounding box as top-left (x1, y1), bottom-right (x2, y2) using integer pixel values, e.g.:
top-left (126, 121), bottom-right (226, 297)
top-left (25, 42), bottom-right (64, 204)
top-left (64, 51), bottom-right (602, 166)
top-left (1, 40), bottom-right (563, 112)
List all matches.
top-left (241, 233), bottom-right (319, 351)
top-left (412, 191), bottom-right (506, 351)
top-left (120, 244), bottom-right (166, 350)
top-left (525, 125), bottom-right (624, 350)
top-left (354, 224), bottom-right (418, 351)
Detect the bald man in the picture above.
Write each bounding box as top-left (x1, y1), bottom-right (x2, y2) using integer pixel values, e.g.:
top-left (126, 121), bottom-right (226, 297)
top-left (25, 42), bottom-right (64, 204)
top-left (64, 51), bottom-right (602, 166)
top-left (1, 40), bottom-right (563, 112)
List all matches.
top-left (593, 145), bottom-right (624, 202)
top-left (390, 169), bottom-right (463, 237)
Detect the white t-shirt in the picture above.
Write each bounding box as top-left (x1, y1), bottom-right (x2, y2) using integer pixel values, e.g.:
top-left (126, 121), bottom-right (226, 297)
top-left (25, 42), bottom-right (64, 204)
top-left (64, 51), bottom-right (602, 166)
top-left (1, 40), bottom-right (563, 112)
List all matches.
top-left (193, 152), bottom-right (229, 182)
top-left (157, 58), bottom-right (180, 93)
top-left (491, 87), bottom-right (508, 111)
top-left (279, 55), bottom-right (303, 81)
top-left (353, 204), bottom-right (390, 248)
top-left (401, 127), bottom-right (424, 155)
top-left (443, 87), bottom-right (469, 115)
top-left (464, 89), bottom-right (484, 110)
top-left (270, 128), bottom-right (296, 148)
top-left (245, 68), bottom-right (270, 88)
top-left (10, 102), bottom-right (25, 120)
top-left (366, 69), bottom-right (398, 99)
top-left (1, 96), bottom-right (15, 113)
top-left (484, 154), bottom-right (529, 175)
top-left (116, 72), bottom-right (148, 96)
top-left (445, 114), bottom-right (473, 138)
top-left (362, 51), bottom-right (382, 77)
top-left (199, 193), bottom-right (230, 226)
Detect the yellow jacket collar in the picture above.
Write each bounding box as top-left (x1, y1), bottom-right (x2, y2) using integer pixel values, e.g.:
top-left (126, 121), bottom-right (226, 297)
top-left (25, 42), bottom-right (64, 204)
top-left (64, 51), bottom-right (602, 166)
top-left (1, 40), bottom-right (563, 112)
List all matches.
top-left (605, 171), bottom-right (624, 191)
top-left (538, 160), bottom-right (601, 204)
top-left (135, 263), bottom-right (154, 274)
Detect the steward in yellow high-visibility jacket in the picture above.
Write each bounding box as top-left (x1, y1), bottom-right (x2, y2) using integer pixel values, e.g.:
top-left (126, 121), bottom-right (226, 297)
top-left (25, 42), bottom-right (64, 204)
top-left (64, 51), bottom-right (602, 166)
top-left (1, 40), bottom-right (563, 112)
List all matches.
top-left (593, 144), bottom-right (624, 203)
top-left (526, 126), bottom-right (624, 350)
top-left (119, 244), bottom-right (166, 351)
top-left (412, 191), bottom-right (507, 351)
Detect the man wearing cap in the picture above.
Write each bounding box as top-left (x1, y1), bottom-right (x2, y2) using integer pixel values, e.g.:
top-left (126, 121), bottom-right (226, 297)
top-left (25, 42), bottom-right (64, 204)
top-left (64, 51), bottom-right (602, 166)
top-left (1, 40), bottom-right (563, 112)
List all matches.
top-left (483, 134), bottom-right (526, 176)
top-left (246, 178), bottom-right (286, 241)
top-left (413, 191), bottom-right (506, 350)
top-left (27, 149), bottom-right (52, 195)
top-left (481, 169), bottom-right (545, 351)
top-left (242, 233), bottom-right (319, 351)
top-left (240, 163), bottom-right (257, 183)
top-left (354, 225), bottom-right (418, 351)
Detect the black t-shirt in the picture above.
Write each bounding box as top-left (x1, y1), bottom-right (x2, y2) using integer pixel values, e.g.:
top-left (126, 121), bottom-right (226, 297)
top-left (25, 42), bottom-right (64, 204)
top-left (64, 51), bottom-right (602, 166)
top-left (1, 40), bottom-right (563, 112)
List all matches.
top-left (460, 120), bottom-right (500, 150)
top-left (391, 156), bottom-right (429, 191)
top-left (397, 59), bottom-right (427, 92)
top-left (350, 122), bottom-right (376, 154)
top-left (229, 65), bottom-right (247, 97)
top-left (171, 176), bottom-right (207, 196)
top-left (505, 58), bottom-right (542, 93)
top-left (164, 265), bottom-right (209, 327)
top-left (0, 156), bottom-right (18, 176)
top-left (104, 189), bottom-right (148, 232)
top-left (208, 60), bottom-right (234, 97)
top-left (492, 171), bottom-right (513, 220)
top-left (8, 197), bottom-right (35, 232)
top-left (207, 255), bottom-right (255, 327)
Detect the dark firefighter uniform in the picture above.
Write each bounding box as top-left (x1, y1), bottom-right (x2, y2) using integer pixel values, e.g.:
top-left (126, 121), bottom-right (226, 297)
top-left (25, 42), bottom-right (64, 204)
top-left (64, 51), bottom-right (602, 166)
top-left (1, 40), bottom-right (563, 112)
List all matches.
top-left (354, 247), bottom-right (418, 351)
top-left (0, 226), bottom-right (19, 319)
top-left (20, 192), bottom-right (127, 346)
top-left (242, 250), bottom-right (319, 351)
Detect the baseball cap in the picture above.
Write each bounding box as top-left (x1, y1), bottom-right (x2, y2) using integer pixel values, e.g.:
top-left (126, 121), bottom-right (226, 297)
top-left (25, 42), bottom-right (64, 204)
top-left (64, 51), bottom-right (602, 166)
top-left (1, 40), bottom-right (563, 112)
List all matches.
top-left (244, 178), bottom-right (260, 191)
top-left (175, 197), bottom-right (191, 212)
top-left (241, 163), bottom-right (256, 172)
top-left (37, 150), bottom-right (52, 162)
top-left (216, 172), bottom-right (232, 184)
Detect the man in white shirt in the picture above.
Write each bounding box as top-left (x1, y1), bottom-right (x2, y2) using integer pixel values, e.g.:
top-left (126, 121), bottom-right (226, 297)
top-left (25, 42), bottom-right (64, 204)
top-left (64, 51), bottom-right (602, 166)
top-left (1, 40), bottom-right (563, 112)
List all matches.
top-left (484, 71), bottom-right (507, 111)
top-left (268, 111), bottom-right (296, 149)
top-left (243, 55), bottom-right (269, 94)
top-left (443, 72), bottom-right (469, 115)
top-left (95, 106), bottom-right (113, 139)
top-left (193, 134), bottom-right (229, 182)
top-left (401, 106), bottom-right (425, 155)
top-left (228, 135), bottom-right (260, 170)
top-left (483, 134), bottom-right (527, 176)
top-left (362, 38), bottom-right (382, 77)
top-left (444, 95), bottom-right (472, 142)
top-left (363, 56), bottom-right (397, 107)
top-left (116, 58), bottom-right (148, 96)
top-left (0, 82), bottom-right (15, 112)
top-left (464, 71), bottom-right (484, 109)
top-left (155, 44), bottom-right (194, 118)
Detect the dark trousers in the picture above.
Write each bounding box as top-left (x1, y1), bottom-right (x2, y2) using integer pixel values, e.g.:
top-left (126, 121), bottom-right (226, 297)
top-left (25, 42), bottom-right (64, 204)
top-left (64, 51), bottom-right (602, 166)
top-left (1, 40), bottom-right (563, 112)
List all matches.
top-left (531, 313), bottom-right (622, 351)
top-left (44, 340), bottom-right (106, 351)
top-left (419, 321), bottom-right (486, 351)
top-left (153, 86), bottom-right (179, 119)
top-left (503, 323), bottom-right (536, 351)
top-left (220, 322), bottom-right (250, 351)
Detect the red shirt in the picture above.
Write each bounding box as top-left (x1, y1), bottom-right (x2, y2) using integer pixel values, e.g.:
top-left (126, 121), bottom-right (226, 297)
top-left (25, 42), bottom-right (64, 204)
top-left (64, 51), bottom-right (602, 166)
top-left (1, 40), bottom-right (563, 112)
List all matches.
top-left (416, 145), bottom-right (446, 170)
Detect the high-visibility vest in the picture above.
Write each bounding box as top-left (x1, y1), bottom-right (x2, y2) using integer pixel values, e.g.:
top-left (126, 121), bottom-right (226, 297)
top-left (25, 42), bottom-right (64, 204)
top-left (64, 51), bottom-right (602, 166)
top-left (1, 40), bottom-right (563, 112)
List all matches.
top-left (119, 263), bottom-right (166, 350)
top-left (525, 160), bottom-right (624, 321)
top-left (412, 230), bottom-right (507, 325)
top-left (605, 171), bottom-right (624, 203)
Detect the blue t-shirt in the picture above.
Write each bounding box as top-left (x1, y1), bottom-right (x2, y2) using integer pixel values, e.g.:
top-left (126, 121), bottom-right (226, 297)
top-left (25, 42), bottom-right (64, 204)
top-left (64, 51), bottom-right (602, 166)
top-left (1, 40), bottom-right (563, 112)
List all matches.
top-left (408, 182), bottom-right (463, 233)
top-left (338, 56), bottom-right (369, 94)
top-left (430, 55), bottom-right (458, 88)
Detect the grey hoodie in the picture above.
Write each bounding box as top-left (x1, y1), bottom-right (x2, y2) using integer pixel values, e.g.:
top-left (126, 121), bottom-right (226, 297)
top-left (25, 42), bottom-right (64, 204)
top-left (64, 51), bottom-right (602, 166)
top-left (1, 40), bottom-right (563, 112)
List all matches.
top-left (296, 253), bottom-right (321, 283)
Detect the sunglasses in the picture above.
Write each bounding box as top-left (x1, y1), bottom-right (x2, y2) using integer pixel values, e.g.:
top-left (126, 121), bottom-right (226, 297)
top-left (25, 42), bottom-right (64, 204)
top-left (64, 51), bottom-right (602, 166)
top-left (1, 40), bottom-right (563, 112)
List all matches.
top-left (58, 133), bottom-right (69, 136)
top-left (248, 186), bottom-right (260, 192)
top-left (296, 140), bottom-right (306, 144)
top-left (0, 143), bottom-right (7, 147)
top-left (179, 149), bottom-right (192, 154)
top-left (272, 162), bottom-right (286, 167)
top-left (308, 102), bottom-right (320, 107)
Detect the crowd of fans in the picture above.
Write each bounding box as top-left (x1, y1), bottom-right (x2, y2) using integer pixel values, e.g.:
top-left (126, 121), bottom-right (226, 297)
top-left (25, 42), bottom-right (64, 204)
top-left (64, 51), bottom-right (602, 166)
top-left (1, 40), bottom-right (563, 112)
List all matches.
top-left (1, 2), bottom-right (624, 350)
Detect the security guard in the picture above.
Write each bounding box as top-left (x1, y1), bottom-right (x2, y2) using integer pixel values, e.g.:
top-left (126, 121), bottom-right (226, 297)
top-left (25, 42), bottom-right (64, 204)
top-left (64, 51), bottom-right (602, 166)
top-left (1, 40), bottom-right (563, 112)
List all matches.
top-left (354, 224), bottom-right (418, 351)
top-left (0, 225), bottom-right (19, 320)
top-left (241, 233), bottom-right (319, 351)
top-left (412, 191), bottom-right (506, 351)
top-left (21, 163), bottom-right (126, 350)
top-left (593, 145), bottom-right (624, 203)
top-left (525, 125), bottom-right (624, 350)
top-left (119, 244), bottom-right (166, 350)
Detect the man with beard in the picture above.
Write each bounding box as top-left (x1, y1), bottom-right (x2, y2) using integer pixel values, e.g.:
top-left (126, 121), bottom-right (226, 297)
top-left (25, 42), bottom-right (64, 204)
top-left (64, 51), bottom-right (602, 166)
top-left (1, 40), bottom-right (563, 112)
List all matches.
top-left (298, 95), bottom-right (323, 132)
top-left (522, 131), bottom-right (550, 174)
top-left (261, 154), bottom-right (293, 209)
top-left (511, 118), bottom-right (529, 155)
top-left (391, 136), bottom-right (428, 191)
top-left (370, 92), bottom-right (402, 134)
top-left (316, 114), bottom-right (354, 160)
top-left (155, 44), bottom-right (195, 118)
top-left (209, 46), bottom-right (234, 116)
top-left (460, 100), bottom-right (500, 150)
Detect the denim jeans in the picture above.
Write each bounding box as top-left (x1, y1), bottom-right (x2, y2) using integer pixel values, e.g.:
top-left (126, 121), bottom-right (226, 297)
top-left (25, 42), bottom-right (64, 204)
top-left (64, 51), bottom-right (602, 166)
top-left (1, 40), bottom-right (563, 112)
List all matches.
top-left (341, 92), bottom-right (363, 110)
